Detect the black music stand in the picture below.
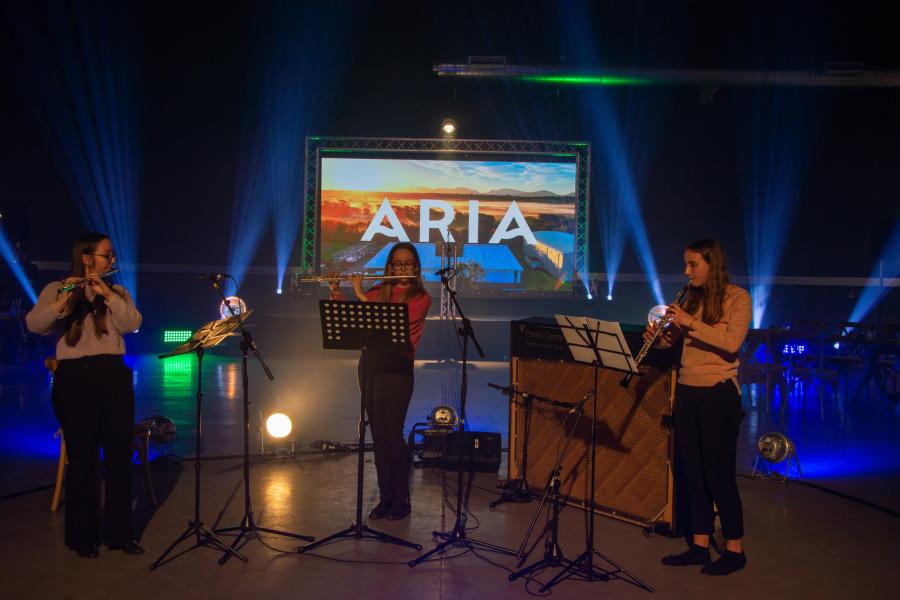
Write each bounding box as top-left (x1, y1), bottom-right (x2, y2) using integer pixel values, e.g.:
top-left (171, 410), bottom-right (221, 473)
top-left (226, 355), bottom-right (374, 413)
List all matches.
top-left (408, 271), bottom-right (515, 568)
top-left (535, 314), bottom-right (652, 593)
top-left (297, 300), bottom-right (421, 554)
top-left (209, 293), bottom-right (314, 564)
top-left (509, 388), bottom-right (591, 582)
top-left (151, 314), bottom-right (250, 570)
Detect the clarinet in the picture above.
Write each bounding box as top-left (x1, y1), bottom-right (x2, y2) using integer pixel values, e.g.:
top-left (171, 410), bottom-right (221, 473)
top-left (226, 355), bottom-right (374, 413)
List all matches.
top-left (620, 283), bottom-right (692, 387)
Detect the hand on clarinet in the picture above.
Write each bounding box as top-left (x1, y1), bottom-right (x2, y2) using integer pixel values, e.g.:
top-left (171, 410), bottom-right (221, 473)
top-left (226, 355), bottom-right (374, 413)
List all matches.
top-left (667, 303), bottom-right (694, 328)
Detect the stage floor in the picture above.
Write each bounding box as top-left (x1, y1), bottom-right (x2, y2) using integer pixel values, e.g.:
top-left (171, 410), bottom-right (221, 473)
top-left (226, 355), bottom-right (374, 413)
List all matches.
top-left (1, 354), bottom-right (900, 598)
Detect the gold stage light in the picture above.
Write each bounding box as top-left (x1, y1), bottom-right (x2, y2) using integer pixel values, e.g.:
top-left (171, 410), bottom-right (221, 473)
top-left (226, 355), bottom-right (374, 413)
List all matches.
top-left (429, 404), bottom-right (458, 428)
top-left (266, 413), bottom-right (293, 438)
top-left (261, 412), bottom-right (295, 456)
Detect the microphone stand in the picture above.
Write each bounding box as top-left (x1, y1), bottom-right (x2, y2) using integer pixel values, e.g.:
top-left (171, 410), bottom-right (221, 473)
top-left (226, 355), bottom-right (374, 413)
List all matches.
top-left (408, 271), bottom-right (515, 568)
top-left (208, 277), bottom-right (314, 564)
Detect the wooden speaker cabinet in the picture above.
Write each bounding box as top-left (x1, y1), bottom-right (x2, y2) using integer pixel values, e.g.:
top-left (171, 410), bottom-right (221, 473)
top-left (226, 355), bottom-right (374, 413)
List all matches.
top-left (509, 357), bottom-right (677, 531)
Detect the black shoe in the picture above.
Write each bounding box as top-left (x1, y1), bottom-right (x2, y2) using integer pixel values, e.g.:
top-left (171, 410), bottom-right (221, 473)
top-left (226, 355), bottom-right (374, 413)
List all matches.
top-left (661, 544), bottom-right (711, 566)
top-left (701, 550), bottom-right (747, 576)
top-left (73, 545), bottom-right (99, 559)
top-left (368, 498), bottom-right (393, 520)
top-left (108, 540), bottom-right (146, 555)
top-left (385, 496), bottom-right (411, 521)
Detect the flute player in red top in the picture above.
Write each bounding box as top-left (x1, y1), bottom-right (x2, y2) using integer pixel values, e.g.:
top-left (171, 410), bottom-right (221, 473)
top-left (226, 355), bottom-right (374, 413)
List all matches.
top-left (328, 242), bottom-right (431, 521)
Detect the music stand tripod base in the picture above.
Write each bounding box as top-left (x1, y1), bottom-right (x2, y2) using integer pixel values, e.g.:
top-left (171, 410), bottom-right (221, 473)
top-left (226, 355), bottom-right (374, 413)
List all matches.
top-left (298, 300), bottom-right (421, 554)
top-left (530, 314), bottom-right (654, 593)
top-left (409, 276), bottom-right (515, 567)
top-left (151, 316), bottom-right (252, 570)
top-left (213, 323), bottom-right (314, 564)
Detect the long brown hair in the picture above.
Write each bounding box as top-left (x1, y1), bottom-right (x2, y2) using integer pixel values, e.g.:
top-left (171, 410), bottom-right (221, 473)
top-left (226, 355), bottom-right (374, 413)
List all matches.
top-left (682, 238), bottom-right (730, 325)
top-left (374, 242), bottom-right (427, 302)
top-left (56, 232), bottom-right (122, 346)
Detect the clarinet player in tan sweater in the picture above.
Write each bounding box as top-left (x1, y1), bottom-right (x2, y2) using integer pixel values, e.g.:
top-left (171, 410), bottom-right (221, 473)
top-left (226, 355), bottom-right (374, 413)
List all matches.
top-left (646, 238), bottom-right (752, 576)
top-left (26, 233), bottom-right (143, 559)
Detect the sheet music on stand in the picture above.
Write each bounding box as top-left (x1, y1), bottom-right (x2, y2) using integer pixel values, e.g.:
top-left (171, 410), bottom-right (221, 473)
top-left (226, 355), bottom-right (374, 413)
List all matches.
top-left (554, 314), bottom-right (638, 374)
top-left (158, 310), bottom-right (252, 359)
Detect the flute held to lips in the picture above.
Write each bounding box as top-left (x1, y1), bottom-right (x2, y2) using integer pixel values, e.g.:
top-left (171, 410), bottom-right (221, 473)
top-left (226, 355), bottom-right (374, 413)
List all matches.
top-left (58, 268), bottom-right (119, 293)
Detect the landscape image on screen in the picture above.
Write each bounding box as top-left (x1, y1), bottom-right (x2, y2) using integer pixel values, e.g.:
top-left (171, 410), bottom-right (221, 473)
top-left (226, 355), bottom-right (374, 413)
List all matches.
top-left (319, 157), bottom-right (578, 291)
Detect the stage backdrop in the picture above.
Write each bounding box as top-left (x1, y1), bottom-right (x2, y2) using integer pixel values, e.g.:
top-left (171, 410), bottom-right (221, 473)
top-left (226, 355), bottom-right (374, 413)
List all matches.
top-left (301, 137), bottom-right (591, 293)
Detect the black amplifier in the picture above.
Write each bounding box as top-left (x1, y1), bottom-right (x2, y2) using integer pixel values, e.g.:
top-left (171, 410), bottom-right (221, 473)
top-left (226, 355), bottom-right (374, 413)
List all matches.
top-left (441, 431), bottom-right (502, 473)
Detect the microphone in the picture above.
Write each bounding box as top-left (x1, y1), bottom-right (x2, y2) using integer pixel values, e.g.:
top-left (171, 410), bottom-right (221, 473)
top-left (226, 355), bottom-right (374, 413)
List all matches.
top-left (487, 382), bottom-right (530, 398)
top-left (196, 273), bottom-right (230, 282)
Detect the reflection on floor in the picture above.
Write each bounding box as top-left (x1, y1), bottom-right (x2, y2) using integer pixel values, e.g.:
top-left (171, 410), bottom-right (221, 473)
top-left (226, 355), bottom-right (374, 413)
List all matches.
top-left (1, 353), bottom-right (899, 598)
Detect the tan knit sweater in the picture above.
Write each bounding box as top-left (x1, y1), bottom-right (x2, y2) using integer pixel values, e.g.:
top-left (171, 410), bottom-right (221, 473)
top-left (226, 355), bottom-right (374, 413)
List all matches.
top-left (26, 281), bottom-right (142, 360)
top-left (659, 284), bottom-right (752, 388)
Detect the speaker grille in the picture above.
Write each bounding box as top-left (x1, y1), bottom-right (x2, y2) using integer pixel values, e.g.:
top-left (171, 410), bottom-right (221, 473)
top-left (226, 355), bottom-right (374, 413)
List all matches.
top-left (510, 359), bottom-right (674, 526)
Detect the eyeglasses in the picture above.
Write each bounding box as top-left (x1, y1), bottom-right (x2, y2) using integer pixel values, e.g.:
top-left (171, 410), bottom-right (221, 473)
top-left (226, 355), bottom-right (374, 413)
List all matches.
top-left (87, 252), bottom-right (117, 261)
top-left (390, 261), bottom-right (416, 269)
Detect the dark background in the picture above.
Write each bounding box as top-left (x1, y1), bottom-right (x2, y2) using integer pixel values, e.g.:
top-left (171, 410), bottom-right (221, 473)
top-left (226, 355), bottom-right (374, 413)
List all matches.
top-left (0, 0), bottom-right (897, 347)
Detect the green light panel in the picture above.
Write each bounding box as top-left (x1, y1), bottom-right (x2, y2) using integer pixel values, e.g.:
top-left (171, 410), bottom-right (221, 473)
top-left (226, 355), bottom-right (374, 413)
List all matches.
top-left (163, 330), bottom-right (193, 343)
top-left (519, 74), bottom-right (650, 86)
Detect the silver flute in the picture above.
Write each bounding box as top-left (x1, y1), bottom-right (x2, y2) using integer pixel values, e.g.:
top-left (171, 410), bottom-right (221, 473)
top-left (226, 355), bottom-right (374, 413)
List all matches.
top-left (297, 274), bottom-right (412, 283)
top-left (58, 269), bottom-right (119, 293)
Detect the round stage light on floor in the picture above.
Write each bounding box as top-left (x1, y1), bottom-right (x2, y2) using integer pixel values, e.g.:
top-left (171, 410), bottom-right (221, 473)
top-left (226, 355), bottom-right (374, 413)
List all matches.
top-left (752, 432), bottom-right (802, 481)
top-left (441, 118), bottom-right (457, 138)
top-left (428, 404), bottom-right (458, 429)
top-left (606, 294), bottom-right (613, 301)
top-left (757, 432), bottom-right (794, 462)
top-left (266, 413), bottom-right (293, 439)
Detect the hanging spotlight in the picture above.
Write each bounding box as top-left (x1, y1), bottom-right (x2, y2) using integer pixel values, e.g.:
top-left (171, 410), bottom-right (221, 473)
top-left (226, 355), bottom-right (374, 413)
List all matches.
top-left (751, 432), bottom-right (802, 481)
top-left (440, 118), bottom-right (457, 138)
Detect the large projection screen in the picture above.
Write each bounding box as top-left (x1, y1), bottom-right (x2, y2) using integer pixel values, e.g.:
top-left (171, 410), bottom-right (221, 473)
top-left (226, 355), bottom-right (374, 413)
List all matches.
top-left (301, 137), bottom-right (590, 293)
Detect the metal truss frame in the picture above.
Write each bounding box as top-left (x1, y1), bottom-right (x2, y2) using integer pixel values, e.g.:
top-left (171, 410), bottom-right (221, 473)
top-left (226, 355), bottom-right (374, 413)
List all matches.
top-left (300, 136), bottom-right (590, 284)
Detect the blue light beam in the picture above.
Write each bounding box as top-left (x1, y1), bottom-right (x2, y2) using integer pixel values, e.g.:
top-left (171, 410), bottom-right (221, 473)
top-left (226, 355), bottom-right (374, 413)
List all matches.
top-left (737, 13), bottom-right (823, 328)
top-left (561, 0), bottom-right (667, 305)
top-left (4, 2), bottom-right (140, 301)
top-left (228, 1), bottom-right (356, 294)
top-left (849, 219), bottom-right (900, 323)
top-left (739, 88), bottom-right (820, 328)
top-left (0, 224), bottom-right (38, 304)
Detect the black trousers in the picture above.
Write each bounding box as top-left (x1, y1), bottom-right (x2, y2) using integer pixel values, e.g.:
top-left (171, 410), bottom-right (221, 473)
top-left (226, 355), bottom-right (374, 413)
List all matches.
top-left (359, 352), bottom-right (414, 502)
top-left (51, 354), bottom-right (135, 548)
top-left (674, 381), bottom-right (745, 540)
